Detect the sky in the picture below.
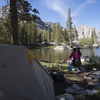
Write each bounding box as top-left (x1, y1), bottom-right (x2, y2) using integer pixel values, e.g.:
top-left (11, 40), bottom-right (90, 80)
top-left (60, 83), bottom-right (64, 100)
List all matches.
top-left (0, 0), bottom-right (100, 30)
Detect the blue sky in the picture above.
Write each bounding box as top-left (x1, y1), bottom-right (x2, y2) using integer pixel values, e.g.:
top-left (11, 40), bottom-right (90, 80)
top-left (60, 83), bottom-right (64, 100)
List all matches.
top-left (0, 0), bottom-right (100, 30)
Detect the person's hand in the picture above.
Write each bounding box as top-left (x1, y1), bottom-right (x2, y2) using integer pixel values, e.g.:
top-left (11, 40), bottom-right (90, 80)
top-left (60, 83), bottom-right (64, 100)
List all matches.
top-left (70, 60), bottom-right (72, 64)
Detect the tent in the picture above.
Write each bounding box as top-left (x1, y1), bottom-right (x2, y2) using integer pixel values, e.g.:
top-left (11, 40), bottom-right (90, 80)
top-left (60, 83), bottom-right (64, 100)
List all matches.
top-left (0, 44), bottom-right (55, 100)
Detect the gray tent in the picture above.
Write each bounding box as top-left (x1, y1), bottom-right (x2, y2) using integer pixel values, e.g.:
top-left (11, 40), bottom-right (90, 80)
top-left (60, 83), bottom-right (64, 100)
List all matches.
top-left (0, 44), bottom-right (55, 100)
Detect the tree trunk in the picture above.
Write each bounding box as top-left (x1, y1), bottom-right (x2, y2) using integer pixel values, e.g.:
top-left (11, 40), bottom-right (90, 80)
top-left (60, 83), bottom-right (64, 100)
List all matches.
top-left (69, 39), bottom-right (71, 47)
top-left (10, 0), bottom-right (19, 45)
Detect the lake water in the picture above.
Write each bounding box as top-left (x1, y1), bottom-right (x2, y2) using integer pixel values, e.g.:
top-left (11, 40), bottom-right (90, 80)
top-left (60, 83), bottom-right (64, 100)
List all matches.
top-left (30, 48), bottom-right (100, 62)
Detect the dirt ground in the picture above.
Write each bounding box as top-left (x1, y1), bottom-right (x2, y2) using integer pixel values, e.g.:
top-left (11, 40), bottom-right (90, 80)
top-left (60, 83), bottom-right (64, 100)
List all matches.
top-left (54, 71), bottom-right (97, 96)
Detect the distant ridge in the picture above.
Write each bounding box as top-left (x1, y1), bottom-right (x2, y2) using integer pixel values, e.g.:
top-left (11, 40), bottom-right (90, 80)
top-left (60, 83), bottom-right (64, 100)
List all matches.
top-left (0, 4), bottom-right (54, 31)
top-left (76, 25), bottom-right (100, 41)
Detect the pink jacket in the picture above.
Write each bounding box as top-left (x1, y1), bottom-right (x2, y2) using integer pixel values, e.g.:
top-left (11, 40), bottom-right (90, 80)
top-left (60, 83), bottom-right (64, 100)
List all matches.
top-left (69, 52), bottom-right (82, 61)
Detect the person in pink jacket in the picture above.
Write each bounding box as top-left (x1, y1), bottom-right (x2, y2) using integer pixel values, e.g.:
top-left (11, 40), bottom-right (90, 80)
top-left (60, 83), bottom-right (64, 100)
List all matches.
top-left (69, 45), bottom-right (82, 71)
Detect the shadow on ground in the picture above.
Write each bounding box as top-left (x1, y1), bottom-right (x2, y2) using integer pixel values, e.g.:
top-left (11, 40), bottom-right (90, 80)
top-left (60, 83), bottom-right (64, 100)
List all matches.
top-left (54, 72), bottom-right (94, 96)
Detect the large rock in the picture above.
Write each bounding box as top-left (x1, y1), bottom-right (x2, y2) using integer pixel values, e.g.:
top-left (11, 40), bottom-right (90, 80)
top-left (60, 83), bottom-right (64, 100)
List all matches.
top-left (80, 66), bottom-right (86, 72)
top-left (0, 4), bottom-right (10, 18)
top-left (56, 93), bottom-right (74, 100)
top-left (76, 25), bottom-right (100, 41)
top-left (65, 84), bottom-right (85, 94)
top-left (36, 18), bottom-right (53, 32)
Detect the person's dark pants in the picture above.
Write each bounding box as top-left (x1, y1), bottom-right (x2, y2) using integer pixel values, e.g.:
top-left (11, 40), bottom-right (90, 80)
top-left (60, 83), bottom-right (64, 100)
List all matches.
top-left (72, 60), bottom-right (81, 70)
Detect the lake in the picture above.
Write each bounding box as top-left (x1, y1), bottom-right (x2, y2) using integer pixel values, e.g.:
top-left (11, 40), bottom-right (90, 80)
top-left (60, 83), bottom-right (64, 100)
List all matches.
top-left (30, 48), bottom-right (100, 62)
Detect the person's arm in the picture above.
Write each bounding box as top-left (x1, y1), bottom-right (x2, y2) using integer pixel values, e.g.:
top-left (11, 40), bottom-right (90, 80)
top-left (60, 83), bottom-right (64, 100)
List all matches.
top-left (69, 52), bottom-right (73, 63)
top-left (80, 52), bottom-right (82, 57)
top-left (79, 52), bottom-right (82, 61)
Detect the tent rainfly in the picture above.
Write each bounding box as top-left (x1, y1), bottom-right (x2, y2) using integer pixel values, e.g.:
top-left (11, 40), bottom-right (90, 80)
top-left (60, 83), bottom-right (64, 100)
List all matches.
top-left (0, 44), bottom-right (55, 100)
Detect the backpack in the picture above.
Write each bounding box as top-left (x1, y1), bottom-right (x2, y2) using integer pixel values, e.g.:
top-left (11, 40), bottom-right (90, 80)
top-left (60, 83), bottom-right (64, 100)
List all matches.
top-left (50, 71), bottom-right (64, 81)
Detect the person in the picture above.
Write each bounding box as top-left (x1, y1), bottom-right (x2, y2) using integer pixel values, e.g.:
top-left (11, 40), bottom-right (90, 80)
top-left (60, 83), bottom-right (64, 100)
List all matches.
top-left (69, 45), bottom-right (82, 72)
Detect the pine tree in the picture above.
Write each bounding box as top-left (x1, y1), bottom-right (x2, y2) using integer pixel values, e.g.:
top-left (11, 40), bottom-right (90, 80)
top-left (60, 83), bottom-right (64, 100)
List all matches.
top-left (73, 25), bottom-right (78, 40)
top-left (93, 28), bottom-right (97, 44)
top-left (85, 33), bottom-right (90, 45)
top-left (7, 0), bottom-right (39, 45)
top-left (66, 8), bottom-right (73, 47)
top-left (46, 27), bottom-right (51, 42)
top-left (10, 0), bottom-right (19, 45)
top-left (62, 29), bottom-right (69, 44)
top-left (66, 8), bottom-right (73, 30)
top-left (31, 21), bottom-right (38, 44)
top-left (83, 34), bottom-right (86, 45)
top-left (54, 22), bottom-right (63, 45)
top-left (37, 29), bottom-right (43, 43)
top-left (1, 16), bottom-right (11, 44)
top-left (17, 0), bottom-right (39, 21)
top-left (51, 23), bottom-right (56, 41)
top-left (19, 21), bottom-right (28, 45)
top-left (91, 28), bottom-right (97, 44)
top-left (43, 29), bottom-right (46, 42)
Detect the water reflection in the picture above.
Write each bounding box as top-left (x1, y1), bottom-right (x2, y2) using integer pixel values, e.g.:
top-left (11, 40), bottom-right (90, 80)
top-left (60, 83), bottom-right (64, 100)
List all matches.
top-left (81, 48), bottom-right (95, 57)
top-left (30, 48), bottom-right (100, 62)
